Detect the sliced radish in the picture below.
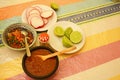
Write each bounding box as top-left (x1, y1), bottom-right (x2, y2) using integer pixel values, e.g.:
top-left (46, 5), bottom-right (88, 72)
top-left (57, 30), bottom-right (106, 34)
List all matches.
top-left (41, 10), bottom-right (53, 18)
top-left (33, 6), bottom-right (42, 13)
top-left (24, 6), bottom-right (54, 29)
top-left (27, 13), bottom-right (40, 24)
top-left (25, 7), bottom-right (35, 18)
top-left (25, 7), bottom-right (41, 19)
top-left (29, 9), bottom-right (40, 16)
top-left (30, 16), bottom-right (44, 29)
top-left (43, 18), bottom-right (48, 25)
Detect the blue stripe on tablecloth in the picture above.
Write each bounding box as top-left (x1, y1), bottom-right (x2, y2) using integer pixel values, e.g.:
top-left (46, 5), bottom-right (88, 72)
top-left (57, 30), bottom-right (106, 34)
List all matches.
top-left (57, 0), bottom-right (113, 17)
top-left (58, 3), bottom-right (120, 24)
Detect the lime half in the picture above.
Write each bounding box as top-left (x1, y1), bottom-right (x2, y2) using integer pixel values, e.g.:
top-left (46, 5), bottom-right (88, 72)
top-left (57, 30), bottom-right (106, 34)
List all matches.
top-left (70, 31), bottom-right (82, 44)
top-left (54, 26), bottom-right (64, 37)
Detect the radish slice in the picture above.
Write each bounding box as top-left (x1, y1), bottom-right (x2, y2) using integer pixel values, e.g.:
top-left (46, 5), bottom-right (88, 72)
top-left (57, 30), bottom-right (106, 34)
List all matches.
top-left (25, 7), bottom-right (35, 18)
top-left (29, 9), bottom-right (40, 16)
top-left (41, 10), bottom-right (53, 18)
top-left (25, 7), bottom-right (40, 19)
top-left (30, 16), bottom-right (44, 28)
top-left (27, 13), bottom-right (40, 24)
top-left (33, 6), bottom-right (42, 13)
top-left (43, 18), bottom-right (48, 25)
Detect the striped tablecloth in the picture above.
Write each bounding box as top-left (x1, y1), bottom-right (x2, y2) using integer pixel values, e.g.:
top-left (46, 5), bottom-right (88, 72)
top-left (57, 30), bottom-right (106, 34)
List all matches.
top-left (0, 0), bottom-right (120, 80)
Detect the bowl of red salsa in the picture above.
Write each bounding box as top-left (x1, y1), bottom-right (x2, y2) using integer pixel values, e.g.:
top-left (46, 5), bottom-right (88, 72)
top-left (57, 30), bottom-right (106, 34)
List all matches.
top-left (2, 23), bottom-right (37, 51)
top-left (22, 46), bottom-right (59, 79)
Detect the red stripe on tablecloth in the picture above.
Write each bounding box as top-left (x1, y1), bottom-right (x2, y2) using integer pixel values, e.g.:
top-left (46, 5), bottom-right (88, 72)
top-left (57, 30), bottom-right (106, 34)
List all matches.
top-left (7, 40), bottom-right (120, 80)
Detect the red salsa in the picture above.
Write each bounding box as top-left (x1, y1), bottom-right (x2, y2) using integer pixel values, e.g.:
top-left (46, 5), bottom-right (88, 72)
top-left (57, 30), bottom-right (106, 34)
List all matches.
top-left (25, 49), bottom-right (57, 77)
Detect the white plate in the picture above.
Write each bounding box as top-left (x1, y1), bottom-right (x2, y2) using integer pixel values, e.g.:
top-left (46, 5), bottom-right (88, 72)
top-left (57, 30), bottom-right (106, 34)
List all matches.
top-left (47, 21), bottom-right (85, 54)
top-left (21, 4), bottom-right (57, 32)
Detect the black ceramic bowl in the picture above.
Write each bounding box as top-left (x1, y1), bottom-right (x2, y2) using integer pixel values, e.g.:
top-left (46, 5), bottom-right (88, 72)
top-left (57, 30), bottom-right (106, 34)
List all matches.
top-left (22, 46), bottom-right (59, 80)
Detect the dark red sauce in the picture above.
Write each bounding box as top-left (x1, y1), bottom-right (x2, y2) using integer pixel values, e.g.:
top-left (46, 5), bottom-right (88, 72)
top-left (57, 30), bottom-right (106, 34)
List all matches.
top-left (25, 49), bottom-right (57, 77)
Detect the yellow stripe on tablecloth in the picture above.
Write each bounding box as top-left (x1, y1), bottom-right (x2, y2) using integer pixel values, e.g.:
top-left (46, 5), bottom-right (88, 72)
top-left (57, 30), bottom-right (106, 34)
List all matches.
top-left (62, 58), bottom-right (120, 80)
top-left (0, 57), bottom-right (23, 80)
top-left (109, 74), bottom-right (120, 80)
top-left (59, 27), bottom-right (120, 60)
top-left (81, 27), bottom-right (120, 52)
top-left (0, 0), bottom-right (34, 8)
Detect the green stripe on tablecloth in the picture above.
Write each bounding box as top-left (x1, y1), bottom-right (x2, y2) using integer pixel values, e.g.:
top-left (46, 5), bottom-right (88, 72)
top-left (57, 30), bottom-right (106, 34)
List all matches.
top-left (0, 16), bottom-right (22, 31)
top-left (57, 0), bottom-right (112, 18)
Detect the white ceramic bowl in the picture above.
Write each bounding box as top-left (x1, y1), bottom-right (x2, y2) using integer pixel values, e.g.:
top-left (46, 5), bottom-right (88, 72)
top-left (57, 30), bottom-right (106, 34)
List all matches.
top-left (2, 23), bottom-right (37, 51)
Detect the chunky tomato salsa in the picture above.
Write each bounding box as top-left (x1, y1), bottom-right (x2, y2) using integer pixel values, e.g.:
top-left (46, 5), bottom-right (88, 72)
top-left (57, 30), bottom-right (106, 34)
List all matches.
top-left (6, 28), bottom-right (33, 48)
top-left (25, 49), bottom-right (58, 77)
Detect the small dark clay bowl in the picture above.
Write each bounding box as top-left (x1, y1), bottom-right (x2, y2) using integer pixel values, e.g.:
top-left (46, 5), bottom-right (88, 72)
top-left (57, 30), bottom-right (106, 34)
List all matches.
top-left (22, 46), bottom-right (59, 80)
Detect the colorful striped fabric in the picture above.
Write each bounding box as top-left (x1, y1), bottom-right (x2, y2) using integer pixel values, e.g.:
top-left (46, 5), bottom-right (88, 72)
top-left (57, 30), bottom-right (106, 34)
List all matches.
top-left (0, 0), bottom-right (120, 80)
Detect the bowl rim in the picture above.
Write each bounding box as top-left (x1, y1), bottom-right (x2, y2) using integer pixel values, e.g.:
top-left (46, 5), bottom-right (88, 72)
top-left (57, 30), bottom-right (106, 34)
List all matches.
top-left (22, 46), bottom-right (59, 79)
top-left (2, 23), bottom-right (37, 51)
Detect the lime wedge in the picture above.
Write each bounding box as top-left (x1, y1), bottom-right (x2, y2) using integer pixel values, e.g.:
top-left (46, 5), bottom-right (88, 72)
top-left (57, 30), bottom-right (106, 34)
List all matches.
top-left (64, 27), bottom-right (73, 39)
top-left (62, 36), bottom-right (73, 48)
top-left (54, 26), bottom-right (64, 37)
top-left (70, 31), bottom-right (82, 44)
